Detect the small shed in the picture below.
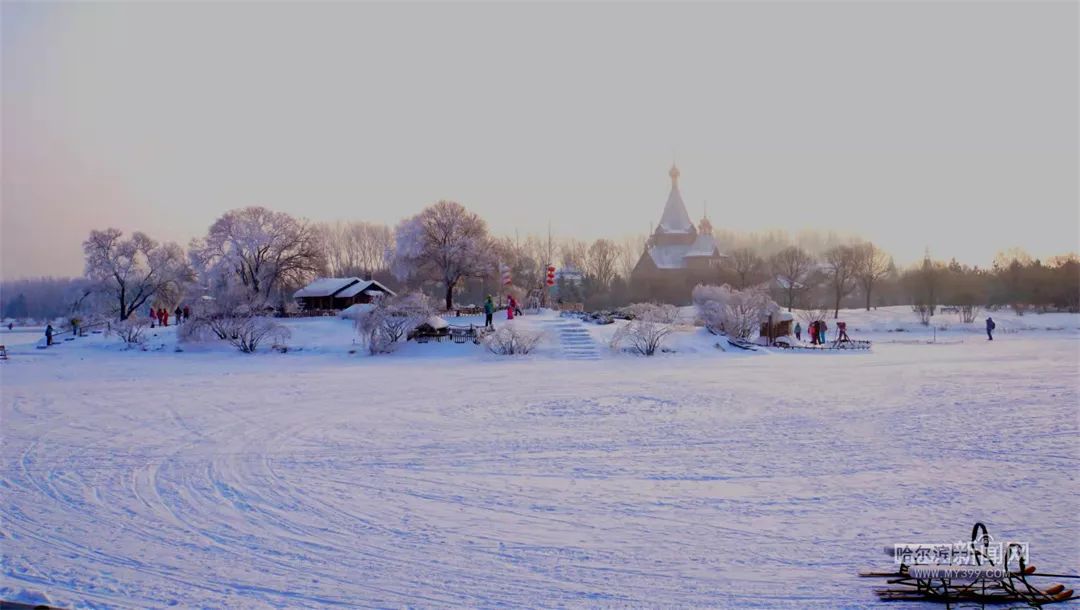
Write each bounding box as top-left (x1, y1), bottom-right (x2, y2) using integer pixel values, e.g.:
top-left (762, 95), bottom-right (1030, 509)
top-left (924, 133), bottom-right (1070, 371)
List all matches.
top-left (293, 277), bottom-right (396, 312)
top-left (759, 311), bottom-right (794, 343)
top-left (410, 315), bottom-right (450, 342)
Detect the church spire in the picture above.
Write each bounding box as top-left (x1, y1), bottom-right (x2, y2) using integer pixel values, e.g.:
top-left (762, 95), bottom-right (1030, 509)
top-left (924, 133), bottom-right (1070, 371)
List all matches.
top-left (657, 164), bottom-right (694, 234)
top-left (699, 200), bottom-right (713, 235)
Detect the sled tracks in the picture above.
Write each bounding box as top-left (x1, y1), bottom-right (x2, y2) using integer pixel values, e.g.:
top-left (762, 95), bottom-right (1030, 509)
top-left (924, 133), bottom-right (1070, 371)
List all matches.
top-left (545, 319), bottom-right (601, 361)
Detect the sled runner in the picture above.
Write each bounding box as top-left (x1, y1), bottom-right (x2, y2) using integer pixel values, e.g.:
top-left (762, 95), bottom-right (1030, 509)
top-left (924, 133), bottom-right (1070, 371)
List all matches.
top-left (860, 522), bottom-right (1077, 607)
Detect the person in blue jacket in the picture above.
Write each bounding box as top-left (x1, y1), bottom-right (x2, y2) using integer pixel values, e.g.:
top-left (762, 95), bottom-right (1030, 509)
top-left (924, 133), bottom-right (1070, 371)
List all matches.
top-left (483, 295), bottom-right (495, 329)
top-left (986, 317), bottom-right (996, 341)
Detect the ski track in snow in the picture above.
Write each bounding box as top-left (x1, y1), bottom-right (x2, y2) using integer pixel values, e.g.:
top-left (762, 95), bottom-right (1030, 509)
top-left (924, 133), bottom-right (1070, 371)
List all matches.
top-left (0, 322), bottom-right (1077, 608)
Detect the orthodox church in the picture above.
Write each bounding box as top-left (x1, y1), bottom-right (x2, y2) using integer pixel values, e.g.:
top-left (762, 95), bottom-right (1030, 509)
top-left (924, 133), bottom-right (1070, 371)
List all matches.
top-left (630, 165), bottom-right (725, 302)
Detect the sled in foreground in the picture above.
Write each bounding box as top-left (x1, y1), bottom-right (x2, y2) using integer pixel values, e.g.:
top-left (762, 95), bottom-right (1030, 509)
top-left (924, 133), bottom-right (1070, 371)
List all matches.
top-left (773, 337), bottom-right (872, 351)
top-left (860, 522), bottom-right (1077, 608)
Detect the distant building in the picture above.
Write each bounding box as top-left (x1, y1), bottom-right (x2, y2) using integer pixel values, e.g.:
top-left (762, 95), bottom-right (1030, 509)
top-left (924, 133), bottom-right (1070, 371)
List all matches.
top-left (631, 165), bottom-right (725, 303)
top-left (293, 277), bottom-right (396, 311)
top-left (555, 265), bottom-right (584, 285)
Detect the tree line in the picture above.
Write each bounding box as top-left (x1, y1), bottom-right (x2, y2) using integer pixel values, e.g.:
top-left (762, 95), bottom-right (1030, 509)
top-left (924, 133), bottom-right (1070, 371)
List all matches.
top-left (1, 201), bottom-right (1077, 323)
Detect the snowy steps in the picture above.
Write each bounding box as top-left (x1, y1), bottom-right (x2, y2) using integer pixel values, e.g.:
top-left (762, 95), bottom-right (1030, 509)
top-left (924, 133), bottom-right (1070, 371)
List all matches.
top-left (542, 319), bottom-right (601, 361)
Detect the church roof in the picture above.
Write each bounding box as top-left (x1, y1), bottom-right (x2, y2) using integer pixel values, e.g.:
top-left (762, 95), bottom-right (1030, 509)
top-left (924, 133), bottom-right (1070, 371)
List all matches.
top-left (685, 233), bottom-right (721, 257)
top-left (657, 164), bottom-right (694, 233)
top-left (647, 244), bottom-right (691, 269)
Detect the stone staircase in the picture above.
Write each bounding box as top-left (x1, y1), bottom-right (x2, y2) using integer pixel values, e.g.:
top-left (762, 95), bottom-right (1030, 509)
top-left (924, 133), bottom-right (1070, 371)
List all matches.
top-left (543, 318), bottom-right (601, 361)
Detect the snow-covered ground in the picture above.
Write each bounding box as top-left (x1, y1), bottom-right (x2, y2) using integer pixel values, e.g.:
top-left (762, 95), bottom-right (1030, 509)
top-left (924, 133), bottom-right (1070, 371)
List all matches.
top-left (1, 308), bottom-right (1077, 608)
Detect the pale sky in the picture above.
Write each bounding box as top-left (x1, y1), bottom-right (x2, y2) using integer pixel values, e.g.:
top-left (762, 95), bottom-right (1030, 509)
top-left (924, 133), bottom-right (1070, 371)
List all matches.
top-left (2, 1), bottom-right (1077, 280)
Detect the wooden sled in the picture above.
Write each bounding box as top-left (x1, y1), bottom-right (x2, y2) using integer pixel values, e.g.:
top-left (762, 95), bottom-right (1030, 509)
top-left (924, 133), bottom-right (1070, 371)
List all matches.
top-left (726, 338), bottom-right (758, 351)
top-left (861, 522), bottom-right (1077, 607)
top-left (774, 338), bottom-right (871, 351)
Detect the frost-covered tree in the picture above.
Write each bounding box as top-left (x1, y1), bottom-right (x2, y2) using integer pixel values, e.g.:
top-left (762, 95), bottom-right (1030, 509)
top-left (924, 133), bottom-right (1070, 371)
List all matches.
top-left (692, 284), bottom-right (778, 340)
top-left (824, 245), bottom-right (858, 319)
top-left (585, 239), bottom-right (619, 291)
top-left (391, 201), bottom-right (494, 311)
top-left (728, 247), bottom-right (766, 289)
top-left (317, 220), bottom-right (393, 278)
top-left (770, 246), bottom-right (814, 312)
top-left (190, 207), bottom-right (323, 303)
top-left (556, 239), bottom-right (587, 271)
top-left (853, 242), bottom-right (893, 311)
top-left (903, 254), bottom-right (944, 325)
top-left (83, 229), bottom-right (192, 321)
top-left (492, 235), bottom-right (544, 296)
top-left (616, 234), bottom-right (647, 282)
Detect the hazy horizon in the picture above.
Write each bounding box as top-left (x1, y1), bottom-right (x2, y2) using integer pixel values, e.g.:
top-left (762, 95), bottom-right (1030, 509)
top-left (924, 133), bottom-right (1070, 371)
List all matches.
top-left (3, 1), bottom-right (1077, 280)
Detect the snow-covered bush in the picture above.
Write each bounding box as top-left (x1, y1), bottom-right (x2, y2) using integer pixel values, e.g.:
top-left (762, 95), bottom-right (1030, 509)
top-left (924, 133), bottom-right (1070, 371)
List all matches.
top-left (227, 317), bottom-right (290, 353)
top-left (113, 318), bottom-right (150, 346)
top-left (177, 315), bottom-right (214, 343)
top-left (619, 302), bottom-right (678, 324)
top-left (912, 303), bottom-right (933, 325)
top-left (181, 311), bottom-right (243, 343)
top-left (354, 292), bottom-right (433, 354)
top-left (178, 281), bottom-right (289, 352)
top-left (958, 304), bottom-right (981, 324)
top-left (692, 284), bottom-right (778, 340)
top-left (611, 303), bottom-right (677, 356)
top-left (482, 323), bottom-right (543, 355)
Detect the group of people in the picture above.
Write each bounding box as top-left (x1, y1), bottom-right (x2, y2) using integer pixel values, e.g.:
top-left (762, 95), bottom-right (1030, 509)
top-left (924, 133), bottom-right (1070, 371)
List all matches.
top-left (793, 320), bottom-right (831, 345)
top-left (150, 305), bottom-right (190, 328)
top-left (482, 294), bottom-right (520, 329)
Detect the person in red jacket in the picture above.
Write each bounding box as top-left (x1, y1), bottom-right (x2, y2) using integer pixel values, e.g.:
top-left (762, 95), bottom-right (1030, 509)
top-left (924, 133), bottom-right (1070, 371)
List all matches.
top-left (162, 307), bottom-right (169, 327)
top-left (506, 295), bottom-right (516, 320)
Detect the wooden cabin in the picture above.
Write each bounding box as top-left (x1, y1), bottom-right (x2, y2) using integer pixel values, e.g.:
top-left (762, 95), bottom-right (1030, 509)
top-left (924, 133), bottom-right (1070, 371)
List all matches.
top-left (293, 277), bottom-right (396, 312)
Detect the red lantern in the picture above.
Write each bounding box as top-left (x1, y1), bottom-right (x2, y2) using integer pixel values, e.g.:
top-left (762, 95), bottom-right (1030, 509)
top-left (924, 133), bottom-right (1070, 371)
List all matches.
top-left (546, 265), bottom-right (556, 286)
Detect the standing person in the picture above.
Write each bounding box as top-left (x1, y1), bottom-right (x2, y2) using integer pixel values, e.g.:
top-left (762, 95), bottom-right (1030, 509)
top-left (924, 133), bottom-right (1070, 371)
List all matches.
top-left (986, 316), bottom-right (995, 341)
top-left (506, 294), bottom-right (516, 320)
top-left (162, 307), bottom-right (169, 327)
top-left (483, 295), bottom-right (495, 329)
top-left (45, 324), bottom-right (54, 346)
top-left (149, 307), bottom-right (156, 328)
top-left (183, 305), bottom-right (191, 322)
top-left (819, 320), bottom-right (828, 344)
top-left (794, 322), bottom-right (802, 341)
top-left (174, 306), bottom-right (183, 325)
top-left (809, 320), bottom-right (817, 345)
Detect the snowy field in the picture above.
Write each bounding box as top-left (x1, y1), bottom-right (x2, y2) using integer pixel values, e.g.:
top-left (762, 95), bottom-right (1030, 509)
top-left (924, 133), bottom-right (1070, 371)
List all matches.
top-left (1, 308), bottom-right (1077, 608)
